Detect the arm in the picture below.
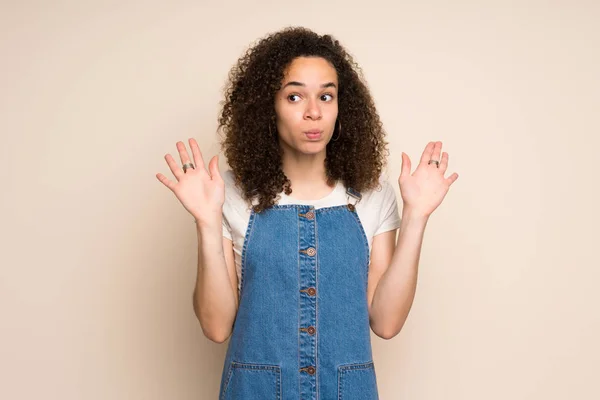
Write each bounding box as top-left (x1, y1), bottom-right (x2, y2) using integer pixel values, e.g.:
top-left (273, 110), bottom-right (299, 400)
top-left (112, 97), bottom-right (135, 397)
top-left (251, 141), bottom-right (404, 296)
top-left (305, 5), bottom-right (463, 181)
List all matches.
top-left (156, 138), bottom-right (239, 344)
top-left (368, 209), bottom-right (428, 339)
top-left (368, 141), bottom-right (459, 339)
top-left (193, 221), bottom-right (239, 344)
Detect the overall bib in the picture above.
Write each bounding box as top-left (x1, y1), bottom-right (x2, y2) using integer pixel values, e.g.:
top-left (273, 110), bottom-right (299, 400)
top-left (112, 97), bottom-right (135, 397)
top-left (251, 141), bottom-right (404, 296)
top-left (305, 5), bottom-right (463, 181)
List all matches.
top-left (219, 189), bottom-right (378, 400)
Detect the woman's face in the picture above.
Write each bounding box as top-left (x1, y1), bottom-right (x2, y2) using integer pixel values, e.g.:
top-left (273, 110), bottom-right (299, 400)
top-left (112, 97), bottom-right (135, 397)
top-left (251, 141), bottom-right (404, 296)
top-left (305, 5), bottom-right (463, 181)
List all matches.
top-left (274, 56), bottom-right (339, 156)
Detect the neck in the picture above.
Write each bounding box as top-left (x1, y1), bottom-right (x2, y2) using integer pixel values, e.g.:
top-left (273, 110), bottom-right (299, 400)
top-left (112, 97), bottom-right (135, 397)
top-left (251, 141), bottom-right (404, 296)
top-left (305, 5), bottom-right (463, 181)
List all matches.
top-left (281, 150), bottom-right (329, 187)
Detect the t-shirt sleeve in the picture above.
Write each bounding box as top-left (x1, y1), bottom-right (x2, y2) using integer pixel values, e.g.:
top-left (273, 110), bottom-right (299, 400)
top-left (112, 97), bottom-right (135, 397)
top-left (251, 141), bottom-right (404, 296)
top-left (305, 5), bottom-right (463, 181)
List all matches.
top-left (222, 210), bottom-right (233, 240)
top-left (374, 180), bottom-right (402, 235)
top-left (221, 170), bottom-right (234, 240)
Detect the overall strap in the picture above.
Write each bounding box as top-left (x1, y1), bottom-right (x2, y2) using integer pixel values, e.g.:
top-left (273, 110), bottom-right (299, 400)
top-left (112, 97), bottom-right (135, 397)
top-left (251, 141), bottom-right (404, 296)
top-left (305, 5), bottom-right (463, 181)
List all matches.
top-left (345, 187), bottom-right (362, 212)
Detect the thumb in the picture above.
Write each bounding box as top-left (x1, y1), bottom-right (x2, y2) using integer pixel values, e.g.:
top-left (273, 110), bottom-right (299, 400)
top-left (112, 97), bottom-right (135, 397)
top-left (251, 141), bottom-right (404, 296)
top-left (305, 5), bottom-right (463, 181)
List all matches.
top-left (400, 152), bottom-right (411, 179)
top-left (208, 155), bottom-right (223, 182)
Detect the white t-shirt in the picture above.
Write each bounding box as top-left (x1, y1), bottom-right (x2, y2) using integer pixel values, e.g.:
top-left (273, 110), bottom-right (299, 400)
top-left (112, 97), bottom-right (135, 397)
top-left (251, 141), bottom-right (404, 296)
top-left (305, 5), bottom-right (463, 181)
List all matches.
top-left (221, 170), bottom-right (402, 293)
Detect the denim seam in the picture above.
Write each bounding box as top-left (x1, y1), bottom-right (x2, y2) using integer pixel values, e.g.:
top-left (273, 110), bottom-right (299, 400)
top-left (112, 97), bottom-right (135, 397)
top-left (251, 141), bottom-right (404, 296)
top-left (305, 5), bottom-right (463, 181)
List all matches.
top-left (239, 210), bottom-right (257, 298)
top-left (220, 362), bottom-right (234, 400)
top-left (339, 360), bottom-right (374, 371)
top-left (314, 208), bottom-right (320, 400)
top-left (297, 208), bottom-right (301, 398)
top-left (337, 361), bottom-right (374, 400)
top-left (265, 204), bottom-right (350, 213)
top-left (221, 362), bottom-right (282, 400)
top-left (231, 361), bottom-right (281, 370)
top-left (348, 210), bottom-right (370, 288)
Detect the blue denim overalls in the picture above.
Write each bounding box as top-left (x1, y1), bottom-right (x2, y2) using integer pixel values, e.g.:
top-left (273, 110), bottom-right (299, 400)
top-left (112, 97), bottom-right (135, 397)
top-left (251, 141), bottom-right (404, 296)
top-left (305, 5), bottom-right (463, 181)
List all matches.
top-left (219, 188), bottom-right (378, 400)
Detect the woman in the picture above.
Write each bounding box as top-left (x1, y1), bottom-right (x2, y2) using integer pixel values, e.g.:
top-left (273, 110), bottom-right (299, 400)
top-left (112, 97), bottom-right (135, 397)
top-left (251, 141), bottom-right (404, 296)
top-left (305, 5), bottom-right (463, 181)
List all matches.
top-left (157, 27), bottom-right (458, 400)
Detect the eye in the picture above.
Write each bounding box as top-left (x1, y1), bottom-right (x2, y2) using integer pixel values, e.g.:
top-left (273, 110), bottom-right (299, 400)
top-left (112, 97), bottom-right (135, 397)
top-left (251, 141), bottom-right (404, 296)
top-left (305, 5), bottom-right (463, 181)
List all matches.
top-left (288, 94), bottom-right (301, 102)
top-left (321, 93), bottom-right (334, 101)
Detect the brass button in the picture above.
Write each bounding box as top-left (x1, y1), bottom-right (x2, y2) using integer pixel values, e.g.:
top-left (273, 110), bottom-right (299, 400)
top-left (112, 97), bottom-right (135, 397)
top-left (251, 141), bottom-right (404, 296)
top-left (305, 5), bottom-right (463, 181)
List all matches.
top-left (347, 203), bottom-right (356, 212)
top-left (306, 366), bottom-right (316, 375)
top-left (300, 326), bottom-right (316, 335)
top-left (306, 247), bottom-right (316, 256)
top-left (300, 287), bottom-right (317, 296)
top-left (305, 211), bottom-right (315, 220)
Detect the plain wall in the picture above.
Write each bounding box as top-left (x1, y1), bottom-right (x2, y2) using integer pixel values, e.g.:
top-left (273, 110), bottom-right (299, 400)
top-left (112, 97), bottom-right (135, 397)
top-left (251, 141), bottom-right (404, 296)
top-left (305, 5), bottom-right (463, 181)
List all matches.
top-left (1, 1), bottom-right (599, 399)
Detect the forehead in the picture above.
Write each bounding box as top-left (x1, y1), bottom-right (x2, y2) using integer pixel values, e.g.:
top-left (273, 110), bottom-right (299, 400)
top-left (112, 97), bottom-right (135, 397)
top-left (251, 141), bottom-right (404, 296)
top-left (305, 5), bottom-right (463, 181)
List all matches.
top-left (282, 56), bottom-right (338, 85)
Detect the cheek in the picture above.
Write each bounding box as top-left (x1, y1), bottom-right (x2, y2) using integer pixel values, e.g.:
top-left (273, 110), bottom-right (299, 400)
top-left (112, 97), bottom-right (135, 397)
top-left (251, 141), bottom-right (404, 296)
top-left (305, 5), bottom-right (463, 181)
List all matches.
top-left (327, 107), bottom-right (339, 125)
top-left (275, 113), bottom-right (294, 135)
top-left (326, 101), bottom-right (338, 116)
top-left (277, 106), bottom-right (303, 127)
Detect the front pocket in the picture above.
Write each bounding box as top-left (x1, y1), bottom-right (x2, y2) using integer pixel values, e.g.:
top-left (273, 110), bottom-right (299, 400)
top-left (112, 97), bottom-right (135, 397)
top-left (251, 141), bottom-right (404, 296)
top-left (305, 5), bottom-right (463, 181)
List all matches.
top-left (221, 361), bottom-right (281, 400)
top-left (338, 361), bottom-right (379, 400)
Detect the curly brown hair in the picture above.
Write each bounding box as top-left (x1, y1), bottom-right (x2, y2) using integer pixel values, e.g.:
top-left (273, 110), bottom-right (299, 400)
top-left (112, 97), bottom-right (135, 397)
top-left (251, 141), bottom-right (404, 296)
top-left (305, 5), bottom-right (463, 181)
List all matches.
top-left (218, 26), bottom-right (389, 212)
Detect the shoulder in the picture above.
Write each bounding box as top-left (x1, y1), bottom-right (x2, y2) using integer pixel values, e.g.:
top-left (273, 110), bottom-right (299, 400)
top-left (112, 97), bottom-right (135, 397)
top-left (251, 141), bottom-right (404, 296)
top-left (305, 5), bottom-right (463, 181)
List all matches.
top-left (221, 169), bottom-right (236, 188)
top-left (351, 173), bottom-right (401, 240)
top-left (222, 169), bottom-right (245, 199)
top-left (358, 173), bottom-right (398, 206)
top-left (221, 169), bottom-right (253, 215)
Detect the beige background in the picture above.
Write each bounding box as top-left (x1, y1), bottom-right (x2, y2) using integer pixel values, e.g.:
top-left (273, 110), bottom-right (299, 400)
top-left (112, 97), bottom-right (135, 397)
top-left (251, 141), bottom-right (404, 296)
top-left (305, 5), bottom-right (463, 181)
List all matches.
top-left (1, 1), bottom-right (599, 399)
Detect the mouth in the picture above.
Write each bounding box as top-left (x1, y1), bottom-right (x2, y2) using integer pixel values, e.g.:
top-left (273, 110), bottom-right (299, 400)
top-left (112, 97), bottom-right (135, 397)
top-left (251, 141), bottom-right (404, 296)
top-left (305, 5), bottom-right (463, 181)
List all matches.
top-left (304, 130), bottom-right (323, 140)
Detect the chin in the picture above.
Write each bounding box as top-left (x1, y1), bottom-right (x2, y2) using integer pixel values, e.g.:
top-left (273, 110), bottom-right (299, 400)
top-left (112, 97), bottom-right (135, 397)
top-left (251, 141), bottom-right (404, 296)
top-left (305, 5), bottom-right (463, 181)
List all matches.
top-left (302, 146), bottom-right (327, 155)
top-left (280, 138), bottom-right (327, 155)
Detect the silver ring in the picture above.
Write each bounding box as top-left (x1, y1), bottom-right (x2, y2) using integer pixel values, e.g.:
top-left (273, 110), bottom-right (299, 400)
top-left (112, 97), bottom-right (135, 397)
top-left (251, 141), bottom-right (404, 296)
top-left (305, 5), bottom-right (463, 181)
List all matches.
top-left (182, 162), bottom-right (195, 173)
top-left (428, 159), bottom-right (440, 168)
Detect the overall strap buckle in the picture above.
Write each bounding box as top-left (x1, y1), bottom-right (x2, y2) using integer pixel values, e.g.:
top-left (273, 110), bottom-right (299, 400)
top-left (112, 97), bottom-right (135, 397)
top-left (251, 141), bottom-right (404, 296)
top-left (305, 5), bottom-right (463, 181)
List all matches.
top-left (346, 187), bottom-right (362, 212)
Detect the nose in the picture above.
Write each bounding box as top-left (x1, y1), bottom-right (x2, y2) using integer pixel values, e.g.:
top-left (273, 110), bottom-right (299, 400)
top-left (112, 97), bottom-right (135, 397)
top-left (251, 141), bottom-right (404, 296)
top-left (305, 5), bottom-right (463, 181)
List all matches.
top-left (304, 98), bottom-right (322, 120)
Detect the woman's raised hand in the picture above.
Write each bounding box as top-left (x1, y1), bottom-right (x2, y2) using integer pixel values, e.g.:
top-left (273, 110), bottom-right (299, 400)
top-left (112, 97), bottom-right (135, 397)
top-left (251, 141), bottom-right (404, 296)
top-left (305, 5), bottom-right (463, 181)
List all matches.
top-left (398, 141), bottom-right (459, 218)
top-left (156, 138), bottom-right (225, 228)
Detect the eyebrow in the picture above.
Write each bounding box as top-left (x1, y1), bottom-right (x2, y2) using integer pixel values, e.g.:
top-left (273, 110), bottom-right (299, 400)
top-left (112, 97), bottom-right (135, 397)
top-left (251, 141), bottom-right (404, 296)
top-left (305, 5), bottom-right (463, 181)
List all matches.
top-left (282, 81), bottom-right (337, 89)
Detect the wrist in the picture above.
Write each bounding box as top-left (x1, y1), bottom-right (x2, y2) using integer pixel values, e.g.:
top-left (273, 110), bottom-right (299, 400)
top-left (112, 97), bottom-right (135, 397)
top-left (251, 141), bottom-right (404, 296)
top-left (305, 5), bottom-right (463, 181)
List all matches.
top-left (195, 220), bottom-right (221, 232)
top-left (194, 214), bottom-right (222, 233)
top-left (400, 207), bottom-right (430, 224)
top-left (192, 207), bottom-right (223, 229)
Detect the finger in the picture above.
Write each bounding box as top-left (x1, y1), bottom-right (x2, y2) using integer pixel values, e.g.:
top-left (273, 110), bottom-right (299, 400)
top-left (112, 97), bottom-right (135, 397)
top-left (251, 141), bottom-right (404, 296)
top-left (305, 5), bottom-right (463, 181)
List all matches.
top-left (189, 138), bottom-right (208, 175)
top-left (400, 152), bottom-right (411, 179)
top-left (176, 141), bottom-right (193, 168)
top-left (164, 153), bottom-right (184, 180)
top-left (418, 142), bottom-right (435, 166)
top-left (446, 172), bottom-right (459, 185)
top-left (208, 155), bottom-right (223, 182)
top-left (439, 152), bottom-right (449, 173)
top-left (156, 172), bottom-right (176, 191)
top-left (430, 141), bottom-right (442, 165)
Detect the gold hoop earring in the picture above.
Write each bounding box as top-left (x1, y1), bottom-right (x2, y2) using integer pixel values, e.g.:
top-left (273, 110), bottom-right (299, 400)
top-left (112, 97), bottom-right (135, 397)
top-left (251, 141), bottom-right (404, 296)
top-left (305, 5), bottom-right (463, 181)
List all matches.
top-left (332, 120), bottom-right (341, 141)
